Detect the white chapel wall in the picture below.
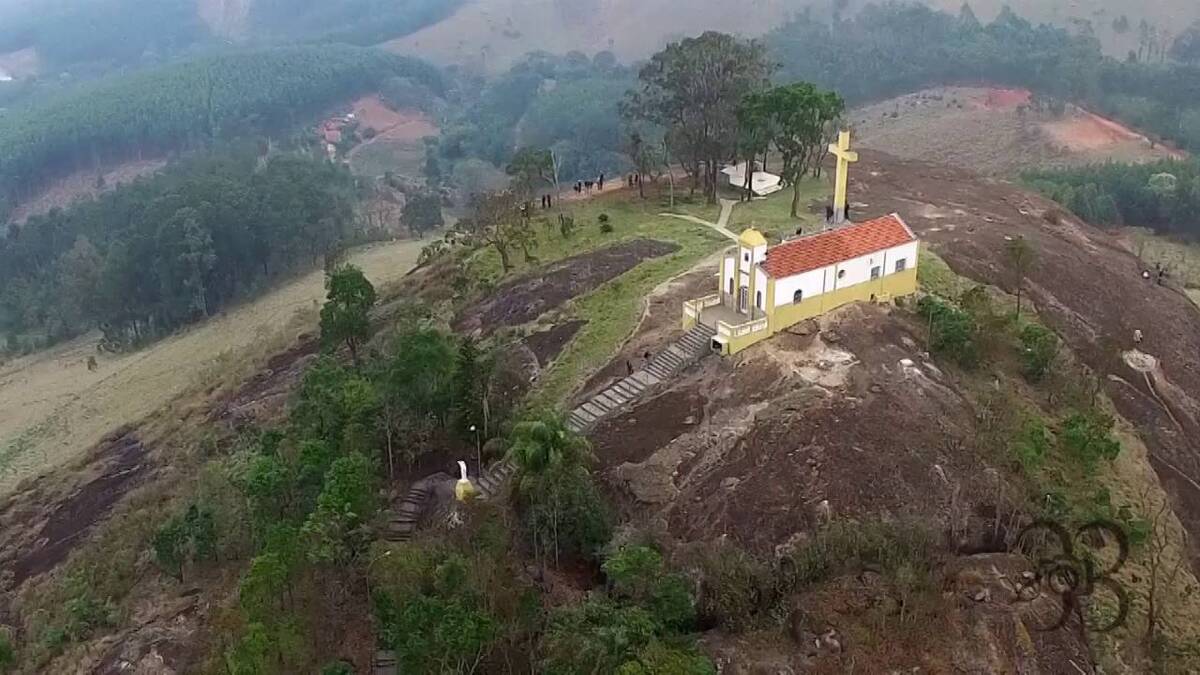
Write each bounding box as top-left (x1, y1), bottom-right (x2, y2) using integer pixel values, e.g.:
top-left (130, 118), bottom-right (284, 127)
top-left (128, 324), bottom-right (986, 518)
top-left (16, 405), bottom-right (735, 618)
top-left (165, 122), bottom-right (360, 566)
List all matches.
top-left (771, 240), bottom-right (920, 307)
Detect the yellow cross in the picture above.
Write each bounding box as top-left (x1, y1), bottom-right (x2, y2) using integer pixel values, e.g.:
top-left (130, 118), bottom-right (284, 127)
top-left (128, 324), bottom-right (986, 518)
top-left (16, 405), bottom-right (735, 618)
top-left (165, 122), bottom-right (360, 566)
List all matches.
top-left (829, 130), bottom-right (858, 224)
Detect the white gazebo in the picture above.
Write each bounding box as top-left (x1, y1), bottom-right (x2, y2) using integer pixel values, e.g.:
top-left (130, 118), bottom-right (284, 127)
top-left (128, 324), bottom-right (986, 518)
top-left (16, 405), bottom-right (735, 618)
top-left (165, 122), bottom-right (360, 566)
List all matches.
top-left (721, 162), bottom-right (783, 197)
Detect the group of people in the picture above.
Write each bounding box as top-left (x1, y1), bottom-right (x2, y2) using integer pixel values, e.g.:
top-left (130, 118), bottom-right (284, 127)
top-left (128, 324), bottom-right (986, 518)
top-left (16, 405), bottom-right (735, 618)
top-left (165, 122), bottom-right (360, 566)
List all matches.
top-left (573, 173), bottom-right (606, 194)
top-left (1140, 262), bottom-right (1170, 286)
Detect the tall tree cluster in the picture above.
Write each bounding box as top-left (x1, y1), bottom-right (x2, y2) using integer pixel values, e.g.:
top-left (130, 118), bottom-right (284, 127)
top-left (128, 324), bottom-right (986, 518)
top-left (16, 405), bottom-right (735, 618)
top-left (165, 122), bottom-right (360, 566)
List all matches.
top-left (1026, 159), bottom-right (1200, 236)
top-left (622, 32), bottom-right (772, 204)
top-left (0, 147), bottom-right (359, 350)
top-left (0, 46), bottom-right (443, 218)
top-left (738, 83), bottom-right (845, 215)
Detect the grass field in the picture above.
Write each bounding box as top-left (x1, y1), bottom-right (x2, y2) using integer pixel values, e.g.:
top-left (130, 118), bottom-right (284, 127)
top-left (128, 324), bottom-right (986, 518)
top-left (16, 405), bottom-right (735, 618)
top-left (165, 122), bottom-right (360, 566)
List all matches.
top-left (723, 177), bottom-right (828, 239)
top-left (1126, 227), bottom-right (1200, 306)
top-left (0, 238), bottom-right (425, 495)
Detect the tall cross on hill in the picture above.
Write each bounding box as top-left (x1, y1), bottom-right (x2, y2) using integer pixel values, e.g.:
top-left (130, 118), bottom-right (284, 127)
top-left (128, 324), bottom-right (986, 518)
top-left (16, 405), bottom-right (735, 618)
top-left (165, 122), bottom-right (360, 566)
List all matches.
top-left (829, 130), bottom-right (858, 225)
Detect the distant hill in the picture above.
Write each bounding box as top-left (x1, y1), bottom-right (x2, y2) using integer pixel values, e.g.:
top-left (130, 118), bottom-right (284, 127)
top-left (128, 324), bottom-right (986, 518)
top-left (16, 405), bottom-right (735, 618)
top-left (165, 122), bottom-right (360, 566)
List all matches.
top-left (386, 0), bottom-right (1200, 71)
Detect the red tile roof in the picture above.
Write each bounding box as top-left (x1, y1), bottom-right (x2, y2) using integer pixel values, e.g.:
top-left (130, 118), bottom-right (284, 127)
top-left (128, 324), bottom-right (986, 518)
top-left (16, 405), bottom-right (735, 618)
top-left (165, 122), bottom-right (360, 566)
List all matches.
top-left (762, 214), bottom-right (915, 279)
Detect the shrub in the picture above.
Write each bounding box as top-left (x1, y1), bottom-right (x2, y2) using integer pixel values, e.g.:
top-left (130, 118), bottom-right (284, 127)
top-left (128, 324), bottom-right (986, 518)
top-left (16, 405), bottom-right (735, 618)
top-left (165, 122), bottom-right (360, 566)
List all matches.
top-left (320, 661), bottom-right (354, 675)
top-left (600, 221), bottom-right (614, 234)
top-left (598, 213), bottom-right (610, 223)
top-left (603, 545), bottom-right (696, 631)
top-left (695, 543), bottom-right (770, 631)
top-left (1061, 412), bottom-right (1122, 471)
top-left (616, 642), bottom-right (717, 675)
top-left (152, 504), bottom-right (218, 582)
top-left (785, 520), bottom-right (936, 590)
top-left (1019, 324), bottom-right (1060, 383)
top-left (0, 631), bottom-right (13, 672)
top-left (917, 296), bottom-right (979, 367)
top-left (540, 600), bottom-right (658, 674)
top-left (1011, 419), bottom-right (1051, 472)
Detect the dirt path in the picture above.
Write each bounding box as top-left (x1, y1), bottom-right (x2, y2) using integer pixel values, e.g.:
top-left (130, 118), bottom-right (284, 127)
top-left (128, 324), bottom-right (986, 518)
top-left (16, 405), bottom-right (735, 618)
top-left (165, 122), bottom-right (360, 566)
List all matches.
top-left (659, 200), bottom-right (739, 241)
top-left (0, 239), bottom-right (425, 495)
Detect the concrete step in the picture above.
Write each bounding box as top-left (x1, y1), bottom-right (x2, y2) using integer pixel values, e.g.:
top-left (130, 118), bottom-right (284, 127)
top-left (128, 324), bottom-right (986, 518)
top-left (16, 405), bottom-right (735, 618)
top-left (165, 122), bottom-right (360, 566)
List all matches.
top-left (646, 365), bottom-right (671, 380)
top-left (612, 381), bottom-right (639, 398)
top-left (582, 401), bottom-right (606, 417)
top-left (597, 390), bottom-right (624, 408)
top-left (631, 371), bottom-right (659, 387)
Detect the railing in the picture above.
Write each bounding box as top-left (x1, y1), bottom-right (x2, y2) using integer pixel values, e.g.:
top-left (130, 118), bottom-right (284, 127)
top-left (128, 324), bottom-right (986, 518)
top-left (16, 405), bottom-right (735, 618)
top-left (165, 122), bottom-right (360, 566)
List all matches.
top-left (716, 317), bottom-right (769, 338)
top-left (683, 294), bottom-right (722, 320)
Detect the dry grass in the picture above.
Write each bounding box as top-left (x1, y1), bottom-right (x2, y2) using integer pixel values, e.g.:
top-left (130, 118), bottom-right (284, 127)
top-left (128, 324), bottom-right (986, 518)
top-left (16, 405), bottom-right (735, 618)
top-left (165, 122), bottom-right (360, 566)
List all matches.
top-left (0, 238), bottom-right (425, 495)
top-left (1125, 227), bottom-right (1200, 306)
top-left (383, 0), bottom-right (797, 73)
top-left (853, 87), bottom-right (1179, 177)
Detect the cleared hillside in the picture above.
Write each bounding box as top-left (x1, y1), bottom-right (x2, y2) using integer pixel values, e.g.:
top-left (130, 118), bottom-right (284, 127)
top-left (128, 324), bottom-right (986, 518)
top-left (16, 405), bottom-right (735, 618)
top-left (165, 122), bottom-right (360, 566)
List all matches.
top-left (0, 238), bottom-right (424, 496)
top-left (852, 86), bottom-right (1184, 175)
top-left (386, 0), bottom-right (1200, 70)
top-left (385, 0), bottom-right (802, 72)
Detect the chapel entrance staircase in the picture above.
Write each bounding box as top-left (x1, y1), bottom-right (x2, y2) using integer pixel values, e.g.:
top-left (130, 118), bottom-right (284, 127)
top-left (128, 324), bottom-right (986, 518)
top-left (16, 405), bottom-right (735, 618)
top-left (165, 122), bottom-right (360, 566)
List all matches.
top-left (566, 323), bottom-right (715, 433)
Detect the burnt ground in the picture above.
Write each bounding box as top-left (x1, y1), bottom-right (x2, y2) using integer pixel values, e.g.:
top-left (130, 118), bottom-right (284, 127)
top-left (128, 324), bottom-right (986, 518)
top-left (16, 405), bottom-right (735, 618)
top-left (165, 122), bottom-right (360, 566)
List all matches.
top-left (589, 303), bottom-right (1090, 672)
top-left (851, 150), bottom-right (1200, 570)
top-left (593, 305), bottom-right (1012, 552)
top-left (454, 238), bottom-right (679, 337)
top-left (0, 427), bottom-right (149, 590)
top-left (523, 319), bottom-right (586, 367)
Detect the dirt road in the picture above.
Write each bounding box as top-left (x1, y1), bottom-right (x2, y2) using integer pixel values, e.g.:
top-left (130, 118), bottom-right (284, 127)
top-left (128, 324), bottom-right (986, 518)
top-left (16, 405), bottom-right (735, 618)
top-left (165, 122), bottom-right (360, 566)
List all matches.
top-left (0, 238), bottom-right (425, 495)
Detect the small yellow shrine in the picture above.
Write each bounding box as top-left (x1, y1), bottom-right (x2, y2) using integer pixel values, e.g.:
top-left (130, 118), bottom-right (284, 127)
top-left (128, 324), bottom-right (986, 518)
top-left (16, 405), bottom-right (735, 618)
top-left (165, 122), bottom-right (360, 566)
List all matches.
top-left (682, 131), bottom-right (920, 354)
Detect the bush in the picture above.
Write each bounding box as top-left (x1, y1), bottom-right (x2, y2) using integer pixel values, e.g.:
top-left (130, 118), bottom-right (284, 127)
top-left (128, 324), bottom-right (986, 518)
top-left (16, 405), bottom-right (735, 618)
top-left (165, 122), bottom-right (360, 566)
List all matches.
top-left (600, 221), bottom-right (614, 234)
top-left (1011, 419), bottom-right (1051, 472)
top-left (695, 543), bottom-right (770, 631)
top-left (917, 296), bottom-right (979, 367)
top-left (1019, 324), bottom-right (1060, 383)
top-left (0, 631), bottom-right (13, 672)
top-left (603, 545), bottom-right (696, 631)
top-left (1061, 412), bottom-right (1122, 471)
top-left (152, 504), bottom-right (218, 582)
top-left (320, 661), bottom-right (354, 675)
top-left (785, 520), bottom-right (936, 590)
top-left (598, 213), bottom-right (610, 223)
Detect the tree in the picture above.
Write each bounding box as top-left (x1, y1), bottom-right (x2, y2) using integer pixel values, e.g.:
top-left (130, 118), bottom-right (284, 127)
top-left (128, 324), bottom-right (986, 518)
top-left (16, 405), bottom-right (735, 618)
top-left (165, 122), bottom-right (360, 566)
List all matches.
top-left (455, 191), bottom-right (533, 273)
top-left (1171, 22), bottom-right (1200, 64)
top-left (1018, 324), bottom-right (1060, 383)
top-left (734, 96), bottom-right (772, 202)
top-left (742, 83), bottom-right (844, 216)
top-left (152, 504), bottom-right (218, 582)
top-left (505, 147), bottom-right (554, 201)
top-left (302, 452), bottom-right (377, 564)
top-left (1004, 237), bottom-right (1035, 320)
top-left (508, 413), bottom-right (609, 564)
top-left (319, 265), bottom-right (377, 366)
top-left (401, 191), bottom-right (444, 238)
top-left (622, 32), bottom-right (771, 204)
top-left (507, 412), bottom-right (592, 482)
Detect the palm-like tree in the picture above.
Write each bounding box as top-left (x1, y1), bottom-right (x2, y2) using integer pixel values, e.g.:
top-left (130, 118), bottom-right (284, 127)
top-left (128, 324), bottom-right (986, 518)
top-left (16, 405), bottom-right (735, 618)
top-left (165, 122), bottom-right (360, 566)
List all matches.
top-left (506, 412), bottom-right (592, 492)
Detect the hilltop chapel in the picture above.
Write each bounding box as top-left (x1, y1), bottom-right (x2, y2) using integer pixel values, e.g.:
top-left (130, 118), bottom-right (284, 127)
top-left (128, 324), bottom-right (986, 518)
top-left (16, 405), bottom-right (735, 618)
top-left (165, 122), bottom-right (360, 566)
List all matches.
top-left (683, 131), bottom-right (920, 354)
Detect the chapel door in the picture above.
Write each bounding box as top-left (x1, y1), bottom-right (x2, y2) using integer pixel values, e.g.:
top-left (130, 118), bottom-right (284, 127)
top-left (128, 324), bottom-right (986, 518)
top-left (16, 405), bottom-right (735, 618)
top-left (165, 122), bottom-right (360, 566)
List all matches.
top-left (738, 286), bottom-right (749, 313)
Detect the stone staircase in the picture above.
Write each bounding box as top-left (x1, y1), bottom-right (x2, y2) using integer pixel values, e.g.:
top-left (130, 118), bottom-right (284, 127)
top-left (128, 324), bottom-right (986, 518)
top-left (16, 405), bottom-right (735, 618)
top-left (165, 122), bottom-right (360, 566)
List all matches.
top-left (381, 476), bottom-right (435, 542)
top-left (567, 323), bottom-right (715, 433)
top-left (380, 459), bottom-right (517, 542)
